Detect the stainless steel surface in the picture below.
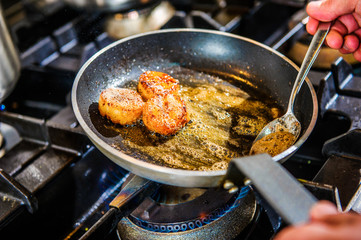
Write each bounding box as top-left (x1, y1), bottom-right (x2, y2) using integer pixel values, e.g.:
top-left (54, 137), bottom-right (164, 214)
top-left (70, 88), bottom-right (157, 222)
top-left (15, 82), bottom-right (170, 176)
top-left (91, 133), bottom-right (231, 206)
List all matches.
top-left (80, 174), bottom-right (160, 240)
top-left (269, 0), bottom-right (307, 7)
top-left (0, 3), bottom-right (20, 102)
top-left (230, 154), bottom-right (317, 225)
top-left (105, 1), bottom-right (175, 39)
top-left (254, 25), bottom-right (330, 143)
top-left (63, 0), bottom-right (158, 12)
top-left (109, 175), bottom-right (152, 209)
top-left (72, 29), bottom-right (318, 188)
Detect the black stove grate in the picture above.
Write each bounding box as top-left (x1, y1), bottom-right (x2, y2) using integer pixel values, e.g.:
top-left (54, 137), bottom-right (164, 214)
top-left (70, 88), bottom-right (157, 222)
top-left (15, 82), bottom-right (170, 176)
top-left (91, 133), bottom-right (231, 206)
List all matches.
top-left (0, 0), bottom-right (361, 239)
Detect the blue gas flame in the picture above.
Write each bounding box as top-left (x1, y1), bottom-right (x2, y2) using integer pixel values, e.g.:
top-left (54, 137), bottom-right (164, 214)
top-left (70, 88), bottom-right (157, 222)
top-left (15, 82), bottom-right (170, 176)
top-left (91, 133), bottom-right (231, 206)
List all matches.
top-left (131, 186), bottom-right (250, 233)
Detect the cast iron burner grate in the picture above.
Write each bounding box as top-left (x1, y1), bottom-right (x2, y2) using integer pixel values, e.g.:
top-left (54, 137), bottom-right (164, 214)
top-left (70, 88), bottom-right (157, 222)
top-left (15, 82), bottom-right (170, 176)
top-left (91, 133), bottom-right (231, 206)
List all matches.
top-left (2, 1), bottom-right (361, 240)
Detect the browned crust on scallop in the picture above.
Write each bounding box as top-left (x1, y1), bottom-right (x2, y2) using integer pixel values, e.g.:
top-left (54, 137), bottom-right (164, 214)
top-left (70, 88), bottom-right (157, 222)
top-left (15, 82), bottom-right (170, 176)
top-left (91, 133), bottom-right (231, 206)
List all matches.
top-left (98, 88), bottom-right (144, 125)
top-left (137, 71), bottom-right (180, 101)
top-left (142, 94), bottom-right (190, 135)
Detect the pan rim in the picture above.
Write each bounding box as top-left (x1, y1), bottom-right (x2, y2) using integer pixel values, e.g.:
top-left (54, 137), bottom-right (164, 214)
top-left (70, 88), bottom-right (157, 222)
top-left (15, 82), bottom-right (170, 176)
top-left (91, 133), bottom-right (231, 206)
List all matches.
top-left (71, 28), bottom-right (318, 187)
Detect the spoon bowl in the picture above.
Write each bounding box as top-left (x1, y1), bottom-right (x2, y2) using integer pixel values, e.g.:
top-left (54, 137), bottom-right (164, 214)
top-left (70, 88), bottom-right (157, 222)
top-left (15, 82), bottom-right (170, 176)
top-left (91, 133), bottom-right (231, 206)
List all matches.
top-left (253, 23), bottom-right (330, 152)
top-left (254, 111), bottom-right (301, 143)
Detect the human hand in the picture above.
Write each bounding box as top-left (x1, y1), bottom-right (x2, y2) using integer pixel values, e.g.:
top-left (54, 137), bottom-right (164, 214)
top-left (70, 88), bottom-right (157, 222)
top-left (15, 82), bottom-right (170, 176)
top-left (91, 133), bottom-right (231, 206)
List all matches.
top-left (306, 0), bottom-right (361, 61)
top-left (274, 201), bottom-right (361, 240)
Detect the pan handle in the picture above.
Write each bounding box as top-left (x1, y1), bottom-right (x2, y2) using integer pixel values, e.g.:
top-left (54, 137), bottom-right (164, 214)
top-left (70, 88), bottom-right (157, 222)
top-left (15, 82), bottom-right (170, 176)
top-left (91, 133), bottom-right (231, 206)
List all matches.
top-left (223, 154), bottom-right (317, 225)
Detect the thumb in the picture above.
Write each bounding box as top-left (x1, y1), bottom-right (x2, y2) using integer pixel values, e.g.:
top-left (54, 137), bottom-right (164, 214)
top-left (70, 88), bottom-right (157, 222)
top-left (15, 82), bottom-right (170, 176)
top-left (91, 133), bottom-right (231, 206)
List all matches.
top-left (306, 0), bottom-right (358, 22)
top-left (309, 201), bottom-right (338, 221)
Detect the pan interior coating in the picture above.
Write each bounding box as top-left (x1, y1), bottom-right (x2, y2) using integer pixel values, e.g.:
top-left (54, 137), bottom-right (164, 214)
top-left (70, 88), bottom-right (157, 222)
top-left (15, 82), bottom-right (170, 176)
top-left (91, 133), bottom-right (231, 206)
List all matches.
top-left (91, 67), bottom-right (282, 171)
top-left (73, 29), bottom-right (318, 187)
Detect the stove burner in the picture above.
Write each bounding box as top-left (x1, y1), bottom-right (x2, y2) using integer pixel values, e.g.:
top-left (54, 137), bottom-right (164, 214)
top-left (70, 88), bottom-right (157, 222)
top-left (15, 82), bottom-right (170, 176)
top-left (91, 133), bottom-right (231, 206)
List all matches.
top-left (117, 186), bottom-right (257, 239)
top-left (4, 0), bottom-right (361, 238)
top-left (105, 1), bottom-right (175, 39)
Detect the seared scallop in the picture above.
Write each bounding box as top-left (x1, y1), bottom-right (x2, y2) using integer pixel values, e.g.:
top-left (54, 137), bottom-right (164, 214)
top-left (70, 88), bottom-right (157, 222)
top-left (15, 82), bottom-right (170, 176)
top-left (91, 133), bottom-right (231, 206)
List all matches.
top-left (137, 71), bottom-right (179, 101)
top-left (143, 94), bottom-right (190, 136)
top-left (98, 88), bottom-right (144, 125)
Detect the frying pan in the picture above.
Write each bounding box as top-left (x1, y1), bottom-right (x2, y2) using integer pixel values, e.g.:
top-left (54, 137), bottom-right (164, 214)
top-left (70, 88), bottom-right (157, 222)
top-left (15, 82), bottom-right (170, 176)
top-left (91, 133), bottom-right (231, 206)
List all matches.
top-left (72, 29), bottom-right (318, 188)
top-left (72, 30), bottom-right (321, 238)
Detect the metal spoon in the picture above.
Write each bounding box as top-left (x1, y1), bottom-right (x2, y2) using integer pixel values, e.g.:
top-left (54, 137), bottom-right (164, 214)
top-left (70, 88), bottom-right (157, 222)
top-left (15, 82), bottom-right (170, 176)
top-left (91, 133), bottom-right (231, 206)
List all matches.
top-left (253, 24), bottom-right (330, 144)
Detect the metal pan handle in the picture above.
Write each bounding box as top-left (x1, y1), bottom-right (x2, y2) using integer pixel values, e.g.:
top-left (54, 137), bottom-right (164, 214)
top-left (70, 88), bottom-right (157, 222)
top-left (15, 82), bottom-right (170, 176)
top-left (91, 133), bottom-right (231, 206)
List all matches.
top-left (223, 154), bottom-right (317, 225)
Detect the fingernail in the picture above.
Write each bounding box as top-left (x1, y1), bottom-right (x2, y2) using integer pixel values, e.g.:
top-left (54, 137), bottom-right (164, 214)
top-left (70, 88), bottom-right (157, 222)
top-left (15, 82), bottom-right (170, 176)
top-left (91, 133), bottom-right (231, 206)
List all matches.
top-left (343, 45), bottom-right (351, 51)
top-left (308, 1), bottom-right (322, 9)
top-left (311, 201), bottom-right (338, 217)
top-left (342, 40), bottom-right (352, 52)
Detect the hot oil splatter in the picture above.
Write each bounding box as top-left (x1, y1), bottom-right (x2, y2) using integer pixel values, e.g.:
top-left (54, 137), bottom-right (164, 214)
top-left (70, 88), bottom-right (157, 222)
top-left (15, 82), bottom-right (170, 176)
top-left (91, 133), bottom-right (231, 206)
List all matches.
top-left (109, 81), bottom-right (281, 171)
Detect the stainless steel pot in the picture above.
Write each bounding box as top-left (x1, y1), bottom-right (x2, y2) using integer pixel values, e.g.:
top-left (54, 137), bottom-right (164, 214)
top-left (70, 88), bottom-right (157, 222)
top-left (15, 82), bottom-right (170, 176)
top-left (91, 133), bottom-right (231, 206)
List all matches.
top-left (0, 4), bottom-right (20, 103)
top-left (269, 0), bottom-right (306, 7)
top-left (63, 0), bottom-right (159, 12)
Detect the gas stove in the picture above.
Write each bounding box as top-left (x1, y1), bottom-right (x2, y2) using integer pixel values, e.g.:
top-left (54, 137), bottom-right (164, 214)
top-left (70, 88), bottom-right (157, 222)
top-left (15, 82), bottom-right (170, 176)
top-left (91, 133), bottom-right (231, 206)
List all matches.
top-left (0, 0), bottom-right (360, 239)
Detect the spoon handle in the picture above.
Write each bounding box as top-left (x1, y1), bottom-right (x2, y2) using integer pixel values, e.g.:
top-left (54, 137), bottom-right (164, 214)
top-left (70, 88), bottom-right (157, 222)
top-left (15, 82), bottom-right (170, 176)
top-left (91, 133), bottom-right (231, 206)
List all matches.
top-left (287, 24), bottom-right (330, 112)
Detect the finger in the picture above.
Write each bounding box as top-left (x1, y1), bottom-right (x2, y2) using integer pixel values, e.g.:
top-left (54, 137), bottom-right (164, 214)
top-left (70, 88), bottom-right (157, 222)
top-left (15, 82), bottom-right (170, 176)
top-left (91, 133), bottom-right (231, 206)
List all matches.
top-left (306, 17), bottom-right (320, 35)
top-left (352, 12), bottom-right (361, 28)
top-left (354, 28), bottom-right (361, 40)
top-left (307, 0), bottom-right (358, 22)
top-left (325, 29), bottom-right (344, 49)
top-left (319, 212), bottom-right (361, 226)
top-left (340, 34), bottom-right (360, 54)
top-left (338, 14), bottom-right (360, 33)
top-left (275, 215), bottom-right (361, 240)
top-left (309, 201), bottom-right (338, 221)
top-left (353, 29), bottom-right (361, 61)
top-left (353, 49), bottom-right (361, 62)
top-left (275, 219), bottom-right (361, 240)
top-left (274, 224), bottom-right (333, 240)
top-left (326, 20), bottom-right (350, 52)
top-left (331, 19), bottom-right (349, 36)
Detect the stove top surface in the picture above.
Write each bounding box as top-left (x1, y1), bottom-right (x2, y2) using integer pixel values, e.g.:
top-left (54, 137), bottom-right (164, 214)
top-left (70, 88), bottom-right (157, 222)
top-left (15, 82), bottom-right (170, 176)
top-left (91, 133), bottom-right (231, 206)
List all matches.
top-left (0, 0), bottom-right (361, 239)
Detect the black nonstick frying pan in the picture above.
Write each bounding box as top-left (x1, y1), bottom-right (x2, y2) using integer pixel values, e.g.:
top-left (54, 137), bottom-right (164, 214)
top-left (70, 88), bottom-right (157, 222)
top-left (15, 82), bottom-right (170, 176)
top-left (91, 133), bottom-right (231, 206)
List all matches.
top-left (72, 29), bottom-right (320, 238)
top-left (72, 28), bottom-right (318, 188)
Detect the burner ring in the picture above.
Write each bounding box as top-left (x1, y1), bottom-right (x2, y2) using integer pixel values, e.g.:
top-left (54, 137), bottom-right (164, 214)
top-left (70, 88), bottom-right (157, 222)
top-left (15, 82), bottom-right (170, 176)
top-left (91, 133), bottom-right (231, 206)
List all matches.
top-left (128, 187), bottom-right (249, 233)
top-left (117, 187), bottom-right (257, 240)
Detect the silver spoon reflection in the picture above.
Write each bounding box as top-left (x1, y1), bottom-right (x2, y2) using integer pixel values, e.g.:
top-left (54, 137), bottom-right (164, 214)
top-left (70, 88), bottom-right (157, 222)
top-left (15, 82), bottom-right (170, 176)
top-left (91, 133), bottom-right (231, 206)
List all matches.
top-left (251, 24), bottom-right (330, 156)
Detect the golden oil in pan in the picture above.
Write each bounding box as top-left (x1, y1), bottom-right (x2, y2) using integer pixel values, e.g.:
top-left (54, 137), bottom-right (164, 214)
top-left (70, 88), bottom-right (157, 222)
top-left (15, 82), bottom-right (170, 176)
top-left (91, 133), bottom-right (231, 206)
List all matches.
top-left (108, 78), bottom-right (281, 171)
